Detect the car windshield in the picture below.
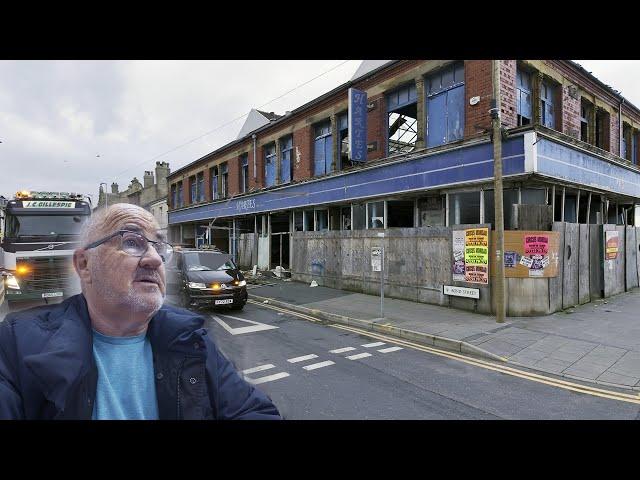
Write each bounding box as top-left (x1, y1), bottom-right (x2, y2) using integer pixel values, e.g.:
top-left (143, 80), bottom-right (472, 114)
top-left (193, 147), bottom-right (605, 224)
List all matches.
top-left (184, 252), bottom-right (237, 271)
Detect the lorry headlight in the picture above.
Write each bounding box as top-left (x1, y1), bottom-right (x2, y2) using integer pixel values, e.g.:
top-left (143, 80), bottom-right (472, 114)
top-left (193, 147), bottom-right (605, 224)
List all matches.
top-left (16, 264), bottom-right (30, 276)
top-left (5, 275), bottom-right (21, 290)
top-left (188, 282), bottom-right (206, 289)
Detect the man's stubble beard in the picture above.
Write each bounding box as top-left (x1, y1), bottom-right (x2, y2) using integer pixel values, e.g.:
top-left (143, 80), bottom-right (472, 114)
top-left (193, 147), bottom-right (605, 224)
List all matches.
top-left (88, 256), bottom-right (165, 316)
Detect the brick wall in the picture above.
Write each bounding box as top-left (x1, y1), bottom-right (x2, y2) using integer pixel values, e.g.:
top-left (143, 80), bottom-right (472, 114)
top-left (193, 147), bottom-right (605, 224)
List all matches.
top-left (249, 145), bottom-right (264, 190)
top-left (367, 94), bottom-right (386, 160)
top-left (204, 167), bottom-right (211, 201)
top-left (293, 125), bottom-right (313, 181)
top-left (609, 112), bottom-right (620, 156)
top-left (464, 60), bottom-right (492, 138)
top-left (500, 60), bottom-right (517, 128)
top-left (228, 156), bottom-right (241, 196)
top-left (182, 180), bottom-right (190, 207)
top-left (561, 84), bottom-right (581, 139)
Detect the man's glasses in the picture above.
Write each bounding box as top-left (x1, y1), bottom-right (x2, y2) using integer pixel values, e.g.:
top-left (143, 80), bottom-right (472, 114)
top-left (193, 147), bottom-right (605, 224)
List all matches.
top-left (84, 230), bottom-right (174, 263)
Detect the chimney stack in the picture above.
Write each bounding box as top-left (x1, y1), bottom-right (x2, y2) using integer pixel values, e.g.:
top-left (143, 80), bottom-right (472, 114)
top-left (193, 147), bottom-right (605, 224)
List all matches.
top-left (155, 161), bottom-right (170, 196)
top-left (143, 170), bottom-right (155, 189)
top-left (111, 182), bottom-right (119, 194)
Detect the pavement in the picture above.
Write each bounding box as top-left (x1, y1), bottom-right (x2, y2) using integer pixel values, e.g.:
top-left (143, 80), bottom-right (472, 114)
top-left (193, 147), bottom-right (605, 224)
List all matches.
top-left (247, 277), bottom-right (640, 391)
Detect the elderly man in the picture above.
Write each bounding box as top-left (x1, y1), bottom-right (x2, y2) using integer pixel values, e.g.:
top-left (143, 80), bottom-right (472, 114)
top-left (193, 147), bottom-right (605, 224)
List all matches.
top-left (0, 203), bottom-right (281, 420)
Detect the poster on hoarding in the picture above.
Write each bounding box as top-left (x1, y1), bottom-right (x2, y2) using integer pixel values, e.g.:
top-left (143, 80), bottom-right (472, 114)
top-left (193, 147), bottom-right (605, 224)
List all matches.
top-left (452, 230), bottom-right (466, 281)
top-left (522, 234), bottom-right (550, 275)
top-left (605, 230), bottom-right (619, 260)
top-left (464, 228), bottom-right (489, 285)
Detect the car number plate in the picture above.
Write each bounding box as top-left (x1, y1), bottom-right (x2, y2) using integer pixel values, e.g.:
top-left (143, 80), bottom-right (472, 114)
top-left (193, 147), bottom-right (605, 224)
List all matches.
top-left (215, 299), bottom-right (233, 305)
top-left (42, 292), bottom-right (63, 298)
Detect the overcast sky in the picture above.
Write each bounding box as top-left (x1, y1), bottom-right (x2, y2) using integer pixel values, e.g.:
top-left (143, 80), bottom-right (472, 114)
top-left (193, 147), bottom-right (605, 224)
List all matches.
top-left (0, 60), bottom-right (638, 203)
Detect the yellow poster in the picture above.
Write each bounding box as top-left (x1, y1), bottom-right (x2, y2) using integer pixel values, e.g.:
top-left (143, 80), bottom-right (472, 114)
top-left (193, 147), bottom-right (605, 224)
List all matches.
top-left (464, 228), bottom-right (488, 284)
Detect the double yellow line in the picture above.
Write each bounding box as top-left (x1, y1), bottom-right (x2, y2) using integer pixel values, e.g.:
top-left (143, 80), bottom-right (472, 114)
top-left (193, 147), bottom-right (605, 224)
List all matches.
top-left (249, 298), bottom-right (640, 405)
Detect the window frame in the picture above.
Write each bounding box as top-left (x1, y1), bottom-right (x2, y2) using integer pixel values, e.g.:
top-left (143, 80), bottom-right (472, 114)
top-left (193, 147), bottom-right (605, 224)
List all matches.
top-left (516, 67), bottom-right (533, 126)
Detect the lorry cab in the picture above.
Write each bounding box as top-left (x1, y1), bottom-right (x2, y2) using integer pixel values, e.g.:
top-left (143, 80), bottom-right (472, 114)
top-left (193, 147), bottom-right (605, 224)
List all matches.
top-left (0, 191), bottom-right (91, 308)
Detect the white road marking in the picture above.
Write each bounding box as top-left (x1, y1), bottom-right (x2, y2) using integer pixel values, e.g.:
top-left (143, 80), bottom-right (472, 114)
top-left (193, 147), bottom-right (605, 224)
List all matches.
top-left (241, 364), bottom-right (275, 375)
top-left (287, 354), bottom-right (318, 363)
top-left (329, 347), bottom-right (356, 353)
top-left (248, 372), bottom-right (290, 385)
top-left (302, 360), bottom-right (335, 371)
top-left (362, 342), bottom-right (385, 348)
top-left (212, 315), bottom-right (279, 335)
top-left (378, 346), bottom-right (403, 353)
top-left (346, 352), bottom-right (373, 360)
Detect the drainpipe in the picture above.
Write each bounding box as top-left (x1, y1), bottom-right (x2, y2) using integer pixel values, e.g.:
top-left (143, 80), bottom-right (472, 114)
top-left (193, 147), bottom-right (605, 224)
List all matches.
top-left (252, 134), bottom-right (257, 180)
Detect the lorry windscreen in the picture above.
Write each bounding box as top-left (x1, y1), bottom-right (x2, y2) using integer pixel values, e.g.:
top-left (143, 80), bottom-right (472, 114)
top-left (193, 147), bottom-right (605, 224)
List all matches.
top-left (6, 214), bottom-right (89, 237)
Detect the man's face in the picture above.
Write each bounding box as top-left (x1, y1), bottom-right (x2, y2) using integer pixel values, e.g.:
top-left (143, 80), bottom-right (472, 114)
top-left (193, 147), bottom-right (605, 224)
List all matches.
top-left (86, 211), bottom-right (166, 316)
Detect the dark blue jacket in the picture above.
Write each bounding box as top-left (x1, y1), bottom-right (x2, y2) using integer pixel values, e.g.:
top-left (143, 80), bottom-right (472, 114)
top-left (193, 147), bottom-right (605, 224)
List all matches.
top-left (0, 295), bottom-right (281, 420)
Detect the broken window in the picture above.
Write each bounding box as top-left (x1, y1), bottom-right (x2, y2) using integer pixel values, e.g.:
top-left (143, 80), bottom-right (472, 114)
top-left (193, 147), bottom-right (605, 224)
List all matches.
top-left (352, 204), bottom-right (366, 230)
top-left (176, 181), bottom-right (183, 207)
top-left (540, 80), bottom-right (556, 129)
top-left (221, 163), bottom-right (228, 198)
top-left (340, 206), bottom-right (351, 230)
top-left (580, 99), bottom-right (592, 143)
top-left (622, 123), bottom-right (632, 161)
top-left (367, 201), bottom-right (385, 229)
top-left (240, 153), bottom-right (249, 193)
top-left (338, 113), bottom-right (349, 169)
top-left (426, 62), bottom-right (465, 147)
top-left (315, 209), bottom-right (329, 231)
top-left (294, 211), bottom-right (303, 232)
top-left (314, 120), bottom-right (333, 176)
top-left (264, 143), bottom-right (276, 187)
top-left (387, 200), bottom-right (415, 228)
top-left (197, 172), bottom-right (204, 202)
top-left (516, 68), bottom-right (532, 126)
top-left (521, 188), bottom-right (545, 205)
top-left (304, 210), bottom-right (314, 231)
top-left (449, 192), bottom-right (480, 226)
top-left (483, 189), bottom-right (518, 229)
top-left (387, 83), bottom-right (417, 155)
top-left (211, 166), bottom-right (219, 200)
top-left (189, 175), bottom-right (197, 204)
top-left (170, 184), bottom-right (177, 209)
top-left (418, 195), bottom-right (444, 226)
top-left (280, 136), bottom-right (293, 184)
top-left (595, 109), bottom-right (610, 150)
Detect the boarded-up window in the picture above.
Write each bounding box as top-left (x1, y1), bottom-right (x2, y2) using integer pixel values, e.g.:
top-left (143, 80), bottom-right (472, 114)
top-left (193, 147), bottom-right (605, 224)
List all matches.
top-left (540, 81), bottom-right (555, 129)
top-left (426, 62), bottom-right (465, 148)
top-left (516, 69), bottom-right (532, 126)
top-left (264, 143), bottom-right (276, 188)
top-left (314, 121), bottom-right (333, 176)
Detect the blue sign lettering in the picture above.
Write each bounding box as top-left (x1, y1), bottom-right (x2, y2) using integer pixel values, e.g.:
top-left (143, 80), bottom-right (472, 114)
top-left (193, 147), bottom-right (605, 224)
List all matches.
top-left (348, 88), bottom-right (368, 163)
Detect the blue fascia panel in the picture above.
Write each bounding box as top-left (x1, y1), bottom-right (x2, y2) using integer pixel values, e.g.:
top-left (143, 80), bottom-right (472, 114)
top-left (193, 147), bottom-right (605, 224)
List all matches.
top-left (536, 137), bottom-right (640, 198)
top-left (169, 137), bottom-right (526, 224)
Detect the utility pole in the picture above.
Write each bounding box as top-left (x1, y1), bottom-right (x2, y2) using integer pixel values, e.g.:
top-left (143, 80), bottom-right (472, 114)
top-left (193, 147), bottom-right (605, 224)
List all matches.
top-left (492, 59), bottom-right (506, 323)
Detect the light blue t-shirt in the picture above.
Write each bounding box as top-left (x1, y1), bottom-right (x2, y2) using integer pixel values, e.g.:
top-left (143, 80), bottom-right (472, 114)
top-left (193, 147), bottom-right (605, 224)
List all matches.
top-left (91, 329), bottom-right (159, 420)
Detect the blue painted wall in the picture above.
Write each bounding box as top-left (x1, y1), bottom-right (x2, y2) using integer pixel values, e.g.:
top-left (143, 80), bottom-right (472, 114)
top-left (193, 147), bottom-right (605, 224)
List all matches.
top-left (169, 137), bottom-right (526, 224)
top-left (536, 138), bottom-right (640, 198)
